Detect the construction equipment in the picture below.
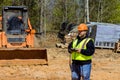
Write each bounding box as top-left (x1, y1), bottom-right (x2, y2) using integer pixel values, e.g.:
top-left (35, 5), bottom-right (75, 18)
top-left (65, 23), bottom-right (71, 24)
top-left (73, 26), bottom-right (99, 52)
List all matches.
top-left (0, 6), bottom-right (48, 65)
top-left (56, 21), bottom-right (76, 48)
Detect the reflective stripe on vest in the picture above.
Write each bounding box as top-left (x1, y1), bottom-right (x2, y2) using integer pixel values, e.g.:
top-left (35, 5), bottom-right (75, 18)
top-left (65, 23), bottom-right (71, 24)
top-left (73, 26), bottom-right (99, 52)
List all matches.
top-left (72, 38), bottom-right (93, 61)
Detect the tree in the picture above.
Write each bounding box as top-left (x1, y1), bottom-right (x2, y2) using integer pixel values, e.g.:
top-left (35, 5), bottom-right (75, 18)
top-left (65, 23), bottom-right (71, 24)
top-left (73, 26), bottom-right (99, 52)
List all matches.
top-left (52, 0), bottom-right (83, 30)
top-left (89, 0), bottom-right (120, 23)
top-left (0, 0), bottom-right (120, 32)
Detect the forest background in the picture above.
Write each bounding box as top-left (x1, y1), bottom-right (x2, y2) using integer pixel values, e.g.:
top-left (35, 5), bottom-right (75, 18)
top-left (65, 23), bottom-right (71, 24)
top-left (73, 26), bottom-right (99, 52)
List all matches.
top-left (0, 0), bottom-right (120, 33)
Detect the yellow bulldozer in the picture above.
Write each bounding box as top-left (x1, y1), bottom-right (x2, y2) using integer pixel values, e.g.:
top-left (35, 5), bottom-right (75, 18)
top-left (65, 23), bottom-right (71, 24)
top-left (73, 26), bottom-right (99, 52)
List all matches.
top-left (0, 6), bottom-right (48, 65)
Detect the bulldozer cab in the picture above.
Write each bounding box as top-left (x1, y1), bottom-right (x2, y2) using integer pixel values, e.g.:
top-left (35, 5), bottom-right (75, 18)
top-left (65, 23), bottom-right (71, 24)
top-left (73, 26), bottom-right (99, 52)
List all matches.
top-left (0, 6), bottom-right (48, 65)
top-left (2, 6), bottom-right (28, 44)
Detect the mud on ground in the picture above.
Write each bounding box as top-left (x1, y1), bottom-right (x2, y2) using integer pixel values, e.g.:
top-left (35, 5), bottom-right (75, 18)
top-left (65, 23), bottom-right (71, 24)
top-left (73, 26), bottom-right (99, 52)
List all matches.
top-left (0, 33), bottom-right (120, 80)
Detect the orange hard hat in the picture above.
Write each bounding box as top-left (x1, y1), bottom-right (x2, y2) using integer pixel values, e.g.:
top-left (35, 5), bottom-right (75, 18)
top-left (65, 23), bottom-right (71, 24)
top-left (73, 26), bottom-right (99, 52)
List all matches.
top-left (78, 23), bottom-right (88, 31)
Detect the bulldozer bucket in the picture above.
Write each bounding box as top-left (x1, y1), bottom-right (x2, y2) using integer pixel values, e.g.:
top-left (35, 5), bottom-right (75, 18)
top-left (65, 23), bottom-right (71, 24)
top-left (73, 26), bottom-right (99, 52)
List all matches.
top-left (0, 48), bottom-right (48, 65)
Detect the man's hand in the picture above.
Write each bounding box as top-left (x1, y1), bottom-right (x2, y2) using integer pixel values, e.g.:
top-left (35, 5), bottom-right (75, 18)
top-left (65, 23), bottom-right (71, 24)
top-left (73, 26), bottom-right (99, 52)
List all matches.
top-left (75, 48), bottom-right (81, 53)
top-left (71, 48), bottom-right (77, 52)
top-left (71, 48), bottom-right (81, 53)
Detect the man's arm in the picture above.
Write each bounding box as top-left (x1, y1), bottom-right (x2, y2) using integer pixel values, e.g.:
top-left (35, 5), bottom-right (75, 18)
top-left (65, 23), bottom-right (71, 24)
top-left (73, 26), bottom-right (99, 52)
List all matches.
top-left (80, 39), bottom-right (95, 56)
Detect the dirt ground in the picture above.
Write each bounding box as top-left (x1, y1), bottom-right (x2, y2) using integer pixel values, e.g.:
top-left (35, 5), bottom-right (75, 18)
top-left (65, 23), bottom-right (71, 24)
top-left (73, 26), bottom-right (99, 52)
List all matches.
top-left (0, 33), bottom-right (120, 80)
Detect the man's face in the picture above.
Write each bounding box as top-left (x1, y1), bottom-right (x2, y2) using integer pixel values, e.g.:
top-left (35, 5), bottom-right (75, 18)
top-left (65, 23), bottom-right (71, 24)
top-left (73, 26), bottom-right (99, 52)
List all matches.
top-left (78, 30), bottom-right (87, 38)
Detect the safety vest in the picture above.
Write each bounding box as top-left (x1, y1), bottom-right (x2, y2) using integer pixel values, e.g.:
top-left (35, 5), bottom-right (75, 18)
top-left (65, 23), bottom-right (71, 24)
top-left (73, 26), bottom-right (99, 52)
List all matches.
top-left (72, 38), bottom-right (93, 61)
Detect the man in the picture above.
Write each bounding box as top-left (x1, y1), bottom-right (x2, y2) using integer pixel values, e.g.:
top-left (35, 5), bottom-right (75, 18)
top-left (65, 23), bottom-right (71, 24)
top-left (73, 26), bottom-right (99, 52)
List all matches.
top-left (68, 23), bottom-right (95, 80)
top-left (7, 16), bottom-right (24, 34)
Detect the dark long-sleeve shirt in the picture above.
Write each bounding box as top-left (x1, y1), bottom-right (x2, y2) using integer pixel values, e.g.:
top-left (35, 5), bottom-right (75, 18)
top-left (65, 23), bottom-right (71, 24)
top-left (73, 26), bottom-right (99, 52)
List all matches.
top-left (68, 36), bottom-right (95, 65)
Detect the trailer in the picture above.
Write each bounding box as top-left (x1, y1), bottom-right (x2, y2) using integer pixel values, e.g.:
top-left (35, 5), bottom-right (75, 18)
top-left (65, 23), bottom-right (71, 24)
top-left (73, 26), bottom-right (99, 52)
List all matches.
top-left (67, 22), bottom-right (120, 49)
